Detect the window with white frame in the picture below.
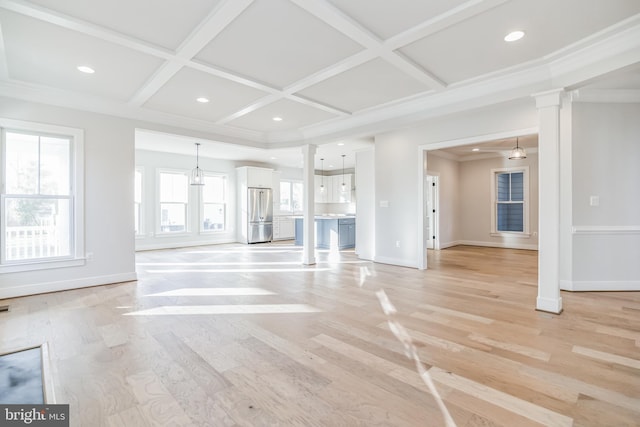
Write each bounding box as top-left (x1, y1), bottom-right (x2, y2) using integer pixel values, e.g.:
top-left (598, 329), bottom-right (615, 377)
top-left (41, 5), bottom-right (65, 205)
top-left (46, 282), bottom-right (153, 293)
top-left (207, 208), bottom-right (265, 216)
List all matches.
top-left (491, 167), bottom-right (529, 235)
top-left (279, 180), bottom-right (303, 213)
top-left (134, 168), bottom-right (143, 235)
top-left (201, 174), bottom-right (226, 232)
top-left (159, 171), bottom-right (188, 233)
top-left (1, 119), bottom-right (84, 271)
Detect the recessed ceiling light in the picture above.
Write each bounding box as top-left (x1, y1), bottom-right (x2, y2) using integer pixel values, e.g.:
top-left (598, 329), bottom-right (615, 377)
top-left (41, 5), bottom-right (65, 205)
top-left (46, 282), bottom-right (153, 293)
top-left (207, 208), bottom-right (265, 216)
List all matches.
top-left (270, 156), bottom-right (277, 160)
top-left (77, 65), bottom-right (95, 74)
top-left (472, 148), bottom-right (480, 152)
top-left (337, 142), bottom-right (344, 146)
top-left (196, 97), bottom-right (209, 103)
top-left (273, 117), bottom-right (283, 122)
top-left (329, 164), bottom-right (334, 168)
top-left (504, 30), bottom-right (525, 42)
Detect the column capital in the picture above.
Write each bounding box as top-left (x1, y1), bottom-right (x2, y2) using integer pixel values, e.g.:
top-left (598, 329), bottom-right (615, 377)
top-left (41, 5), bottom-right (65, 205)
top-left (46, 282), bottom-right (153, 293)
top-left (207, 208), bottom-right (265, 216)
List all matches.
top-left (532, 88), bottom-right (565, 109)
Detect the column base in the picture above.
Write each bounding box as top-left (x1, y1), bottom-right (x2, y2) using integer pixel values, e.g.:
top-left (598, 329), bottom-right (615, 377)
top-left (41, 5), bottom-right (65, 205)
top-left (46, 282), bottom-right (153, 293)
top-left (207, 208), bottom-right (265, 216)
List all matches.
top-left (536, 296), bottom-right (563, 314)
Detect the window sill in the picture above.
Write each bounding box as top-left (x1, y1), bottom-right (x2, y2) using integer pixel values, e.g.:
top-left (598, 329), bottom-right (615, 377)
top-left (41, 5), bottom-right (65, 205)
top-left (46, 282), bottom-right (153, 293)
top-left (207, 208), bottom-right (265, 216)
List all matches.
top-left (490, 232), bottom-right (531, 239)
top-left (155, 232), bottom-right (191, 238)
top-left (0, 257), bottom-right (86, 274)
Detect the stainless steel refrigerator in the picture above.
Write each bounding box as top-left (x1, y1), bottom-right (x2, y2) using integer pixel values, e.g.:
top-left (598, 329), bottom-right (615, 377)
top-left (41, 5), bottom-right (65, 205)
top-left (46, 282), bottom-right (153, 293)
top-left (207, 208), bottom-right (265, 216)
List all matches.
top-left (247, 187), bottom-right (273, 243)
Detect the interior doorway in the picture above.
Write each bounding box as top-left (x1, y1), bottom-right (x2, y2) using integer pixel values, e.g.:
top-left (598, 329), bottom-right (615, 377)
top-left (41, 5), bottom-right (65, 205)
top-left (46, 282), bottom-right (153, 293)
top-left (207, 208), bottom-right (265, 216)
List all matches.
top-left (425, 174), bottom-right (439, 250)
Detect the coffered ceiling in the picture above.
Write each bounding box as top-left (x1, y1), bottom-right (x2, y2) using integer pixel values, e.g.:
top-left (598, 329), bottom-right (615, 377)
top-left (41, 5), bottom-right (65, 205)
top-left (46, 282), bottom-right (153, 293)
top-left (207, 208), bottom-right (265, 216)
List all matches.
top-left (0, 0), bottom-right (639, 150)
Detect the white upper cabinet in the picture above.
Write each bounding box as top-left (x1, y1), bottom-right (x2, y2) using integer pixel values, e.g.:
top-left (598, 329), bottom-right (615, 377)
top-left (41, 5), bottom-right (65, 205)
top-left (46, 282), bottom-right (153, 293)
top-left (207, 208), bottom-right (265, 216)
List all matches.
top-left (238, 166), bottom-right (273, 188)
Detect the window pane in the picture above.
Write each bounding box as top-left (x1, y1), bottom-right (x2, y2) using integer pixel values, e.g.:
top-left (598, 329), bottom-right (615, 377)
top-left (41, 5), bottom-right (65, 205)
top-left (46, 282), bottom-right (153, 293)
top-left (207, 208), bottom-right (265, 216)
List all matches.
top-left (510, 172), bottom-right (524, 201)
top-left (292, 182), bottom-right (303, 212)
top-left (160, 203), bottom-right (186, 232)
top-left (203, 203), bottom-right (225, 231)
top-left (497, 203), bottom-right (523, 232)
top-left (4, 197), bottom-right (71, 260)
top-left (203, 176), bottom-right (225, 202)
top-left (279, 181), bottom-right (291, 211)
top-left (496, 173), bottom-right (510, 202)
top-left (134, 170), bottom-right (142, 203)
top-left (160, 172), bottom-right (187, 203)
top-left (5, 132), bottom-right (39, 194)
top-left (40, 136), bottom-right (70, 195)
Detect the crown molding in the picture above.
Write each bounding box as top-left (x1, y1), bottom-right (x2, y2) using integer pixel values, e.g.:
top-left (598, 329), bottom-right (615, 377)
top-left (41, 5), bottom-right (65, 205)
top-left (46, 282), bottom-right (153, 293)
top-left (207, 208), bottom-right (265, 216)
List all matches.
top-left (570, 89), bottom-right (640, 103)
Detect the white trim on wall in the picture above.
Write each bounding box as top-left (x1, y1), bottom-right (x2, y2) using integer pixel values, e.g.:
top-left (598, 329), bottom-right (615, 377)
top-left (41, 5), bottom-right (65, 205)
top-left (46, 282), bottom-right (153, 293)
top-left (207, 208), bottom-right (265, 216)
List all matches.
top-left (439, 240), bottom-right (538, 251)
top-left (0, 272), bottom-right (137, 299)
top-left (560, 280), bottom-right (640, 291)
top-left (572, 225), bottom-right (640, 235)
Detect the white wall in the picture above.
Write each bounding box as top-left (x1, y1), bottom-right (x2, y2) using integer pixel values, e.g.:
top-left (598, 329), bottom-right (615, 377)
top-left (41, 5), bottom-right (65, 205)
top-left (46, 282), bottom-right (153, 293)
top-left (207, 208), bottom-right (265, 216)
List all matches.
top-left (425, 154), bottom-right (460, 248)
top-left (458, 153), bottom-right (539, 250)
top-left (135, 150), bottom-right (239, 251)
top-left (355, 149), bottom-right (375, 260)
top-left (374, 99), bottom-right (538, 267)
top-left (568, 101), bottom-right (640, 290)
top-left (0, 97), bottom-right (136, 298)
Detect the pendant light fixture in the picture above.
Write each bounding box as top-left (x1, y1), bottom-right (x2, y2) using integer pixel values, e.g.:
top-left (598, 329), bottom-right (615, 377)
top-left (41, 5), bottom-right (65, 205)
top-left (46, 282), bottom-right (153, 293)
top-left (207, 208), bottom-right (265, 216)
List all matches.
top-left (320, 158), bottom-right (325, 193)
top-left (341, 154), bottom-right (346, 193)
top-left (508, 137), bottom-right (526, 160)
top-left (190, 142), bottom-right (205, 185)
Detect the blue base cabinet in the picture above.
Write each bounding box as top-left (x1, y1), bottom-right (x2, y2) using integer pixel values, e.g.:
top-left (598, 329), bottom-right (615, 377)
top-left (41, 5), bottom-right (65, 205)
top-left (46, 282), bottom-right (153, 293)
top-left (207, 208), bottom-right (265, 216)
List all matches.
top-left (294, 217), bottom-right (355, 249)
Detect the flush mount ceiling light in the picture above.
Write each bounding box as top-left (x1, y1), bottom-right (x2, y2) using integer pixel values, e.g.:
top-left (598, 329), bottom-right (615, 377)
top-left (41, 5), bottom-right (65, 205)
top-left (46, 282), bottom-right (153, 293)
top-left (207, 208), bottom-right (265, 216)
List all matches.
top-left (504, 30), bottom-right (525, 42)
top-left (472, 148), bottom-right (480, 152)
top-left (77, 65), bottom-right (95, 74)
top-left (190, 143), bottom-right (205, 186)
top-left (196, 97), bottom-right (209, 103)
top-left (509, 137), bottom-right (527, 160)
top-left (272, 117), bottom-right (283, 122)
top-left (319, 158), bottom-right (325, 193)
top-left (337, 142), bottom-right (344, 146)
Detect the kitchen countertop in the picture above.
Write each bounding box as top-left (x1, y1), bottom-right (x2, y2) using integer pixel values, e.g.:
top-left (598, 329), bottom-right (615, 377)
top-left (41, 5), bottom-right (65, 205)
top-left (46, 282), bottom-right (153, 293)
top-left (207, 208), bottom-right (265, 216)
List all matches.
top-left (293, 214), bottom-right (356, 219)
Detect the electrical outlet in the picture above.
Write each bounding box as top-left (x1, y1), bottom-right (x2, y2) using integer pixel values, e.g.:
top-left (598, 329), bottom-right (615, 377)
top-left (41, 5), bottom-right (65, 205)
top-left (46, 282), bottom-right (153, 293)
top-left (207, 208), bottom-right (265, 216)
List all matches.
top-left (395, 240), bottom-right (400, 248)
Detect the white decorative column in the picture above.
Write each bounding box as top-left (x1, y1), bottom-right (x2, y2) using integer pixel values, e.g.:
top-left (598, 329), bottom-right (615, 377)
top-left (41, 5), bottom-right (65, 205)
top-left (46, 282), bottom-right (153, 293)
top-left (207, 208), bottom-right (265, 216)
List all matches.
top-left (301, 144), bottom-right (317, 265)
top-left (533, 89), bottom-right (564, 313)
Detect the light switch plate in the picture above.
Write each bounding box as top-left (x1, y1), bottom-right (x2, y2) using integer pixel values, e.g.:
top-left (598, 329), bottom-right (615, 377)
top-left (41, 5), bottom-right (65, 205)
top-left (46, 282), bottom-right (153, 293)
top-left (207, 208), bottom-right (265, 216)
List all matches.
top-left (590, 196), bottom-right (599, 207)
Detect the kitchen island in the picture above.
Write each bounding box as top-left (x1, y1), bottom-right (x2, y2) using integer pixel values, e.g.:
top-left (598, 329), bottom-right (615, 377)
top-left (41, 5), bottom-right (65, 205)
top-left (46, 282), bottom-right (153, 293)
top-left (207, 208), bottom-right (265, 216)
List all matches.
top-left (294, 216), bottom-right (355, 250)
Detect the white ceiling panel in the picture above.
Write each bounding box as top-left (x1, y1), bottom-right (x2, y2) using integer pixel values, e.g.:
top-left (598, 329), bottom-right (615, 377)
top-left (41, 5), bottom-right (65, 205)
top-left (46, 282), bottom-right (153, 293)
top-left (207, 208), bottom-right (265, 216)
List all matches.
top-left (327, 0), bottom-right (469, 40)
top-left (228, 98), bottom-right (338, 133)
top-left (193, 0), bottom-right (364, 89)
top-left (25, 0), bottom-right (221, 50)
top-left (400, 0), bottom-right (640, 85)
top-left (0, 9), bottom-right (163, 101)
top-left (144, 67), bottom-right (269, 122)
top-left (296, 58), bottom-right (431, 113)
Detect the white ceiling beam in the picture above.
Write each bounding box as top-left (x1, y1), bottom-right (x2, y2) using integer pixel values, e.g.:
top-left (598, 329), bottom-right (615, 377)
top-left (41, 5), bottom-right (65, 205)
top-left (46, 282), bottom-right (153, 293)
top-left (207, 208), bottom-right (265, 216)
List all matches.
top-left (384, 0), bottom-right (512, 51)
top-left (287, 94), bottom-right (350, 117)
top-left (290, 0), bottom-right (445, 89)
top-left (130, 0), bottom-right (255, 107)
top-left (189, 60), bottom-right (280, 95)
top-left (215, 94), bottom-right (282, 125)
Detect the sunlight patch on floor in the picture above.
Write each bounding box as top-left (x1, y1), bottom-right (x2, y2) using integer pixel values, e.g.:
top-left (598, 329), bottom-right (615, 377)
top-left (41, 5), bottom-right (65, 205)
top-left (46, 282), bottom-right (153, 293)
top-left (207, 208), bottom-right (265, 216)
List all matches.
top-left (145, 288), bottom-right (276, 297)
top-left (124, 304), bottom-right (322, 316)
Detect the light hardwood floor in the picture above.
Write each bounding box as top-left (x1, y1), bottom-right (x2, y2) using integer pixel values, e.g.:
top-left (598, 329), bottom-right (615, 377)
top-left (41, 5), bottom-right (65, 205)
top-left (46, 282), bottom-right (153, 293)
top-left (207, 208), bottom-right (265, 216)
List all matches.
top-left (1, 244), bottom-right (639, 426)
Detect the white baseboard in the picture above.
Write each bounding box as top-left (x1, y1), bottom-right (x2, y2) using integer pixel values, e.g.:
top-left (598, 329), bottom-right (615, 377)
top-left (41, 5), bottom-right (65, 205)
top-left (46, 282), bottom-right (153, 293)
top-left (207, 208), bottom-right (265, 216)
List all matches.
top-left (136, 238), bottom-right (236, 251)
top-left (373, 256), bottom-right (418, 269)
top-left (439, 240), bottom-right (462, 249)
top-left (0, 272), bottom-right (138, 299)
top-left (446, 240), bottom-right (538, 251)
top-left (560, 280), bottom-right (640, 291)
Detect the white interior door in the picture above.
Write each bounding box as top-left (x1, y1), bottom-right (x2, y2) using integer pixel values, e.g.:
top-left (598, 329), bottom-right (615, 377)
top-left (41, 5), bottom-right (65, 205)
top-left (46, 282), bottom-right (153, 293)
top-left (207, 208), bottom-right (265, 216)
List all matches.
top-left (425, 175), bottom-right (438, 250)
